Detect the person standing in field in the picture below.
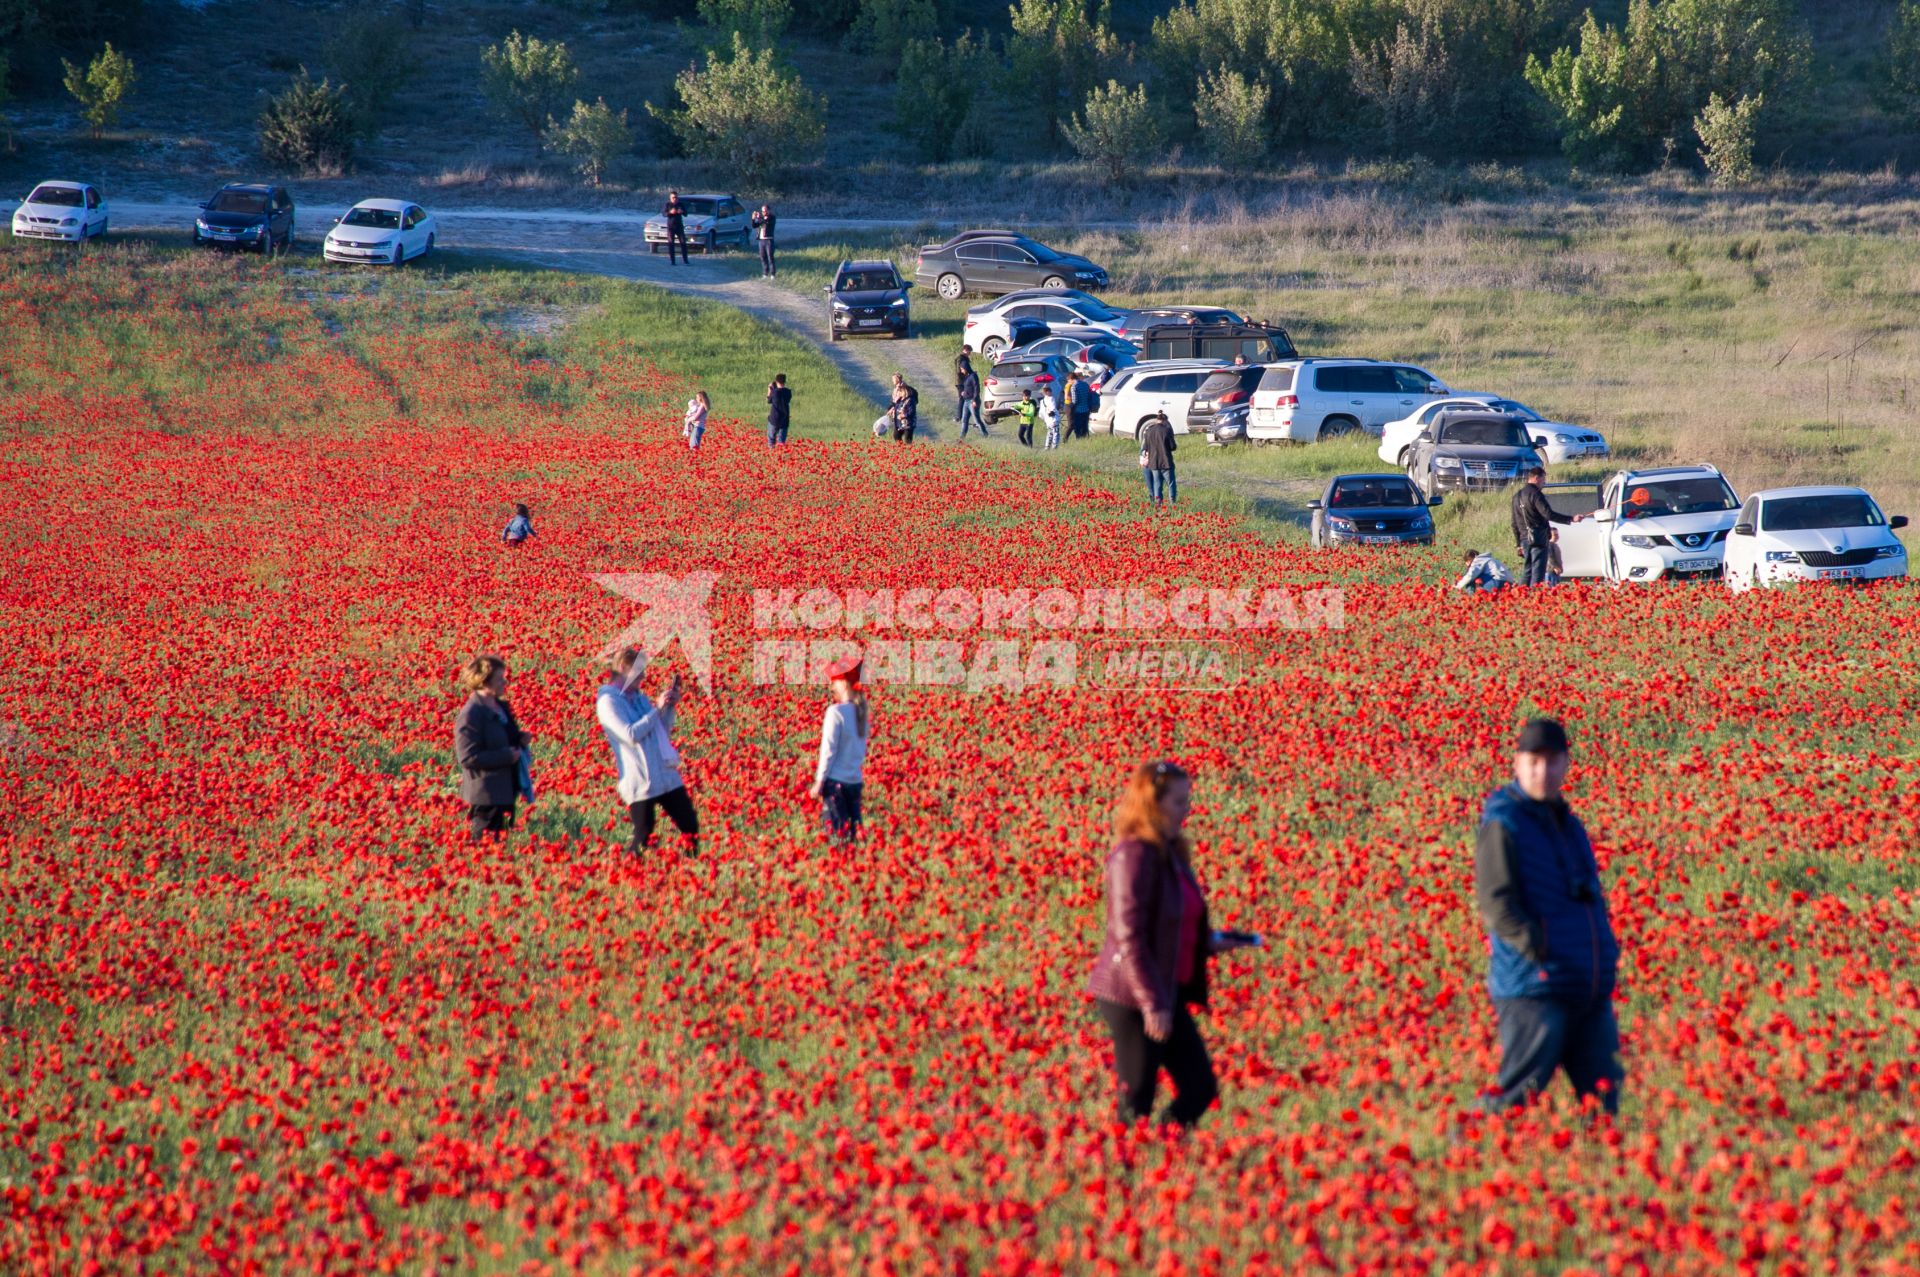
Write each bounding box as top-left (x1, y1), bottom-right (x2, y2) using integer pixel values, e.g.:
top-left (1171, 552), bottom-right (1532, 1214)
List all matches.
top-left (767, 374), bottom-right (792, 447)
top-left (957, 360), bottom-right (987, 439)
top-left (953, 345), bottom-right (975, 425)
top-left (454, 654), bottom-right (526, 843)
top-left (891, 375), bottom-right (918, 444)
top-left (683, 390), bottom-right (710, 451)
top-left (1139, 411), bottom-right (1177, 507)
top-left (1474, 717), bottom-right (1623, 1116)
top-left (1511, 467), bottom-right (1579, 587)
top-left (1065, 369), bottom-right (1092, 440)
top-left (751, 202), bottom-right (777, 277)
top-left (1546, 528), bottom-right (1565, 586)
top-left (1041, 382), bottom-right (1062, 449)
top-left (663, 190), bottom-right (689, 266)
top-left (810, 655), bottom-right (869, 841)
top-left (1014, 389), bottom-right (1038, 448)
top-left (1086, 761), bottom-right (1256, 1128)
top-left (500, 503), bottom-right (536, 547)
top-left (596, 646), bottom-right (700, 858)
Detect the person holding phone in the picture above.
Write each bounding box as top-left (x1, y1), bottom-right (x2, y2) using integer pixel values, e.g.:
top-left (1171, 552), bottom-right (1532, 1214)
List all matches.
top-left (596, 646), bottom-right (700, 857)
top-left (1085, 760), bottom-right (1257, 1128)
top-left (766, 373), bottom-right (792, 448)
top-left (454, 654), bottom-right (526, 843)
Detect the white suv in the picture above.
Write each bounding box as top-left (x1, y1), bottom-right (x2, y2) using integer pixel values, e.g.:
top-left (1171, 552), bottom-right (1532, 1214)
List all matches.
top-left (1723, 487), bottom-right (1909, 591)
top-left (1247, 359), bottom-right (1449, 442)
top-left (1091, 361), bottom-right (1226, 436)
top-left (1379, 395), bottom-right (1610, 466)
top-left (1553, 465), bottom-right (1743, 583)
top-left (963, 290), bottom-right (1133, 358)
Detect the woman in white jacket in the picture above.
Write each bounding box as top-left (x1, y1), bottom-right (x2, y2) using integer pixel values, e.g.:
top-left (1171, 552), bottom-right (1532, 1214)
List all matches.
top-left (596, 647), bottom-right (700, 856)
top-left (810, 655), bottom-right (869, 841)
top-left (682, 391), bottom-right (709, 451)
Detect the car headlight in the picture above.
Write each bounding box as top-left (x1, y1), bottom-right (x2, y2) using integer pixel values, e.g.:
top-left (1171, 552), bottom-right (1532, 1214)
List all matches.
top-left (890, 298), bottom-right (906, 307)
top-left (832, 300), bottom-right (849, 311)
top-left (1875, 545), bottom-right (1903, 558)
top-left (1328, 516), bottom-right (1356, 530)
top-left (1411, 512), bottom-right (1433, 530)
top-left (195, 219), bottom-right (209, 230)
top-left (60, 217), bottom-right (78, 227)
top-left (1553, 433), bottom-right (1575, 443)
top-left (1432, 457), bottom-right (1462, 470)
top-left (1764, 550), bottom-right (1800, 563)
top-left (1621, 535), bottom-right (1657, 549)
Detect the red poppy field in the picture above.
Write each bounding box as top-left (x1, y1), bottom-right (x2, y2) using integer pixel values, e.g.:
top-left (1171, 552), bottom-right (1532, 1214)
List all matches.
top-left (4, 251), bottom-right (1920, 1275)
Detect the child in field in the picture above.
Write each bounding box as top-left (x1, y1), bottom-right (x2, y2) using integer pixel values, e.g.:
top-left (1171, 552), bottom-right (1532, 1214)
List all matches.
top-left (1455, 549), bottom-right (1515, 593)
top-left (501, 503), bottom-right (536, 547)
top-left (1546, 528), bottom-right (1564, 586)
top-left (1014, 390), bottom-right (1039, 448)
top-left (1041, 385), bottom-right (1061, 449)
top-left (683, 391), bottom-right (709, 451)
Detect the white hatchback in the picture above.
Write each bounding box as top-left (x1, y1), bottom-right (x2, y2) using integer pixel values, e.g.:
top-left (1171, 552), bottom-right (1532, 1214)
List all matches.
top-left (324, 199), bottom-right (438, 266)
top-left (11, 181), bottom-right (109, 242)
top-left (1379, 394), bottom-right (1610, 466)
top-left (1723, 486), bottom-right (1909, 591)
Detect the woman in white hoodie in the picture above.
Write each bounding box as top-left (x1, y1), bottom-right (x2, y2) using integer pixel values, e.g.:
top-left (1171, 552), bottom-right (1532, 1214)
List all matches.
top-left (810, 655), bottom-right (869, 841)
top-left (596, 646), bottom-right (700, 856)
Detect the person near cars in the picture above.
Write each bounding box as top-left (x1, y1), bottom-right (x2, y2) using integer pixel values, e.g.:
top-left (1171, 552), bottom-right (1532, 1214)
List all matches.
top-left (767, 374), bottom-right (792, 447)
top-left (1511, 467), bottom-right (1580, 586)
top-left (1140, 411), bottom-right (1178, 507)
top-left (1455, 548), bottom-right (1516, 593)
top-left (954, 346), bottom-right (975, 423)
top-left (1546, 529), bottom-right (1565, 586)
top-left (454, 655), bottom-right (526, 843)
top-left (891, 375), bottom-right (918, 443)
top-left (501, 503), bottom-right (536, 548)
top-left (810, 655), bottom-right (869, 842)
top-left (957, 361), bottom-right (987, 439)
top-left (751, 203), bottom-right (776, 277)
top-left (1041, 384), bottom-right (1062, 449)
top-left (1065, 369), bottom-right (1092, 439)
top-left (683, 391), bottom-right (710, 451)
top-left (1474, 717), bottom-right (1623, 1117)
top-left (1086, 760), bottom-right (1255, 1129)
top-left (663, 190), bottom-right (689, 265)
top-left (597, 646), bottom-right (700, 858)
top-left (1014, 390), bottom-right (1039, 448)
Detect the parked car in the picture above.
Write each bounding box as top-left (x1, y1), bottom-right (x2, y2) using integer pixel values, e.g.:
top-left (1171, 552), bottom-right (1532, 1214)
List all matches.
top-left (1247, 358), bottom-right (1450, 442)
top-left (1187, 365), bottom-right (1265, 439)
top-left (1723, 486), bottom-right (1908, 591)
top-left (963, 289), bottom-right (1132, 357)
top-left (1004, 327), bottom-right (1138, 386)
top-left (1135, 321), bottom-right (1295, 363)
top-left (1090, 361), bottom-right (1224, 436)
top-left (825, 258), bottom-right (911, 341)
top-left (982, 354), bottom-right (1073, 421)
top-left (644, 194), bottom-right (750, 253)
top-left (193, 183), bottom-right (294, 254)
top-left (1129, 305), bottom-right (1245, 328)
top-left (324, 199), bottom-right (437, 266)
top-left (1378, 394), bottom-right (1609, 466)
top-left (915, 231), bottom-right (1109, 299)
top-left (1405, 413), bottom-right (1542, 498)
top-left (11, 181), bottom-right (108, 242)
top-left (1552, 464), bottom-right (1743, 583)
top-left (1308, 473), bottom-right (1441, 549)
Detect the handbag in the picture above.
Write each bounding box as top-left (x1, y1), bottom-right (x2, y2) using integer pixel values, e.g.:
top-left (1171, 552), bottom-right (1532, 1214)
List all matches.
top-left (1138, 450), bottom-right (1151, 468)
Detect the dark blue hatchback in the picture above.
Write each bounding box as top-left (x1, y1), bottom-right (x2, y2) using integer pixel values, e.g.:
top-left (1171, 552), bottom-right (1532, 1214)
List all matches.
top-left (1309, 472), bottom-right (1441, 549)
top-left (193, 184), bottom-right (295, 254)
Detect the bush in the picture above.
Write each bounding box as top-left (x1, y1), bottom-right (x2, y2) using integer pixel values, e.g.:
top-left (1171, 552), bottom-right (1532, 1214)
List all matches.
top-left (1193, 64), bottom-right (1268, 166)
top-left (62, 42), bottom-right (136, 139)
top-left (893, 31), bottom-right (995, 162)
top-left (545, 98), bottom-right (634, 186)
top-left (258, 70), bottom-right (357, 176)
top-left (325, 3), bottom-right (419, 135)
top-left (1008, 0), bottom-right (1118, 146)
top-left (0, 52), bottom-right (13, 154)
top-left (649, 33), bottom-right (826, 187)
top-left (481, 31), bottom-right (580, 141)
top-left (1349, 9), bottom-right (1458, 156)
top-left (1694, 90), bottom-right (1762, 184)
top-left (849, 0), bottom-right (940, 61)
top-left (1062, 79), bottom-right (1160, 181)
top-left (1879, 0), bottom-right (1920, 121)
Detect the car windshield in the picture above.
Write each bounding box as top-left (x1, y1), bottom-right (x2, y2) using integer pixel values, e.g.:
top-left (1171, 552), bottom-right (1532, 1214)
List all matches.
top-left (28, 186), bottom-right (84, 207)
top-left (1760, 493), bottom-right (1884, 531)
top-left (1024, 241), bottom-right (1061, 262)
top-left (679, 198), bottom-right (717, 216)
top-left (1621, 478), bottom-right (1739, 519)
top-left (1486, 399), bottom-right (1542, 419)
top-left (1438, 419), bottom-right (1530, 447)
top-left (1330, 479), bottom-right (1421, 508)
top-left (1068, 300), bottom-right (1120, 322)
top-left (343, 207), bottom-right (402, 229)
top-left (838, 272), bottom-right (898, 291)
top-left (209, 191), bottom-right (270, 214)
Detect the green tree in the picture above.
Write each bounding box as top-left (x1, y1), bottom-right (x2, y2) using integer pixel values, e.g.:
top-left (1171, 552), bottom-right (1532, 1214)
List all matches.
top-left (258, 70), bottom-right (358, 176)
top-left (649, 34), bottom-right (826, 187)
top-left (481, 31), bottom-right (580, 140)
top-left (0, 52), bottom-right (13, 154)
top-left (893, 31), bottom-right (995, 161)
top-left (1193, 65), bottom-right (1269, 166)
top-left (62, 42), bottom-right (137, 139)
top-left (545, 98), bottom-right (634, 185)
top-left (1694, 90), bottom-right (1761, 183)
top-left (849, 0), bottom-right (940, 60)
top-left (1349, 8), bottom-right (1459, 155)
top-left (697, 0), bottom-right (792, 44)
top-left (1008, 0), bottom-right (1118, 146)
top-left (326, 3), bottom-right (419, 136)
top-left (1879, 0), bottom-right (1920, 120)
top-left (1062, 79), bottom-right (1160, 181)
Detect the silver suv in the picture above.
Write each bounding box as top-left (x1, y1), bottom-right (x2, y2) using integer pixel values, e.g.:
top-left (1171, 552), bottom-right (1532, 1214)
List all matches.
top-left (1246, 358), bottom-right (1450, 442)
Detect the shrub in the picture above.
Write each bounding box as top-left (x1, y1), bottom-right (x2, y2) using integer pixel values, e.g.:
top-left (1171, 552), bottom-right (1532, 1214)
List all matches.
top-left (649, 34), bottom-right (826, 187)
top-left (325, 3), bottom-right (419, 135)
top-left (893, 31), bottom-right (995, 162)
top-left (1694, 90), bottom-right (1762, 184)
top-left (1349, 9), bottom-right (1458, 156)
top-left (1193, 64), bottom-right (1268, 166)
top-left (62, 42), bottom-right (137, 139)
top-left (849, 0), bottom-right (940, 60)
top-left (1062, 79), bottom-right (1160, 182)
top-left (0, 52), bottom-right (13, 154)
top-left (696, 0), bottom-right (792, 43)
top-left (1879, 0), bottom-right (1920, 121)
top-left (481, 31), bottom-right (580, 140)
top-left (258, 70), bottom-right (357, 176)
top-left (1008, 0), bottom-right (1118, 146)
top-left (545, 98), bottom-right (634, 186)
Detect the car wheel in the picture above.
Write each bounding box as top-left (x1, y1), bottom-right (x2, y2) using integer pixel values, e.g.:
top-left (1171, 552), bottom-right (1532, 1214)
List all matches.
top-left (1321, 415), bottom-right (1359, 438)
top-left (425, 233), bottom-right (435, 256)
top-left (649, 243), bottom-right (660, 255)
top-left (937, 273), bottom-right (964, 301)
top-left (258, 229), bottom-right (272, 255)
top-left (981, 337), bottom-right (1005, 358)
top-left (1394, 447), bottom-right (1410, 466)
top-left (392, 244), bottom-right (406, 268)
top-left (1042, 275), bottom-right (1068, 289)
top-left (704, 231), bottom-right (717, 254)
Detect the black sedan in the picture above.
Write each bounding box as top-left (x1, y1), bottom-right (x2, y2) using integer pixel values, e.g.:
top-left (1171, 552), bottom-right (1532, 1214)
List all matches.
top-left (1308, 473), bottom-right (1441, 548)
top-left (193, 183), bottom-right (295, 254)
top-left (913, 230), bottom-right (1108, 300)
top-left (1405, 412), bottom-right (1545, 499)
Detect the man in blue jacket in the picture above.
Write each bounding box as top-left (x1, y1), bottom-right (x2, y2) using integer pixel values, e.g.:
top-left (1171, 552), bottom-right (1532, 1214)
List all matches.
top-left (1475, 717), bottom-right (1624, 1115)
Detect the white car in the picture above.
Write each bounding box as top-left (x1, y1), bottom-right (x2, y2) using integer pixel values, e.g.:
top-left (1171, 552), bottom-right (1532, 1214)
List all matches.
top-left (1379, 395), bottom-right (1610, 466)
top-left (1553, 465), bottom-right (1743, 583)
top-left (1723, 486), bottom-right (1909, 591)
top-left (644, 194), bottom-right (750, 253)
top-left (1090, 361), bottom-right (1225, 436)
top-left (963, 289), bottom-right (1134, 358)
top-left (324, 200), bottom-right (438, 266)
top-left (11, 181), bottom-right (109, 242)
top-left (1004, 327), bottom-right (1139, 389)
top-left (1246, 358), bottom-right (1450, 442)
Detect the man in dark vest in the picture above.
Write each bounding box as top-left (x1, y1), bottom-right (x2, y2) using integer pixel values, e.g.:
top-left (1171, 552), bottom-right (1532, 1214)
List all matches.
top-left (751, 203), bottom-right (777, 277)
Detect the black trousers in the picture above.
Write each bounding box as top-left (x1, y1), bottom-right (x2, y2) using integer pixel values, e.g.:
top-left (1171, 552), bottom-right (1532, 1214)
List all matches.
top-left (1018, 419), bottom-right (1033, 447)
top-left (628, 786), bottom-right (700, 852)
top-left (1096, 999), bottom-right (1218, 1127)
top-left (1484, 994), bottom-right (1624, 1115)
top-left (820, 780), bottom-right (862, 840)
top-left (1524, 538), bottom-right (1552, 586)
top-left (758, 237), bottom-right (776, 275)
top-left (1072, 411), bottom-right (1091, 439)
top-left (467, 802), bottom-right (515, 843)
top-left (667, 227), bottom-right (688, 264)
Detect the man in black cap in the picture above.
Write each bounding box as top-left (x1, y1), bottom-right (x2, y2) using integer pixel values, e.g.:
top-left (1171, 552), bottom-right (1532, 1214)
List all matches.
top-left (1473, 716), bottom-right (1623, 1116)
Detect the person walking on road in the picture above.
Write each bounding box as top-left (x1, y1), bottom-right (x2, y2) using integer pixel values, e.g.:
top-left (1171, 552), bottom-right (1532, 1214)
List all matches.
top-left (1511, 468), bottom-right (1580, 587)
top-left (1474, 717), bottom-right (1623, 1117)
top-left (767, 374), bottom-right (792, 447)
top-left (596, 646), bottom-right (700, 858)
top-left (1014, 389), bottom-right (1038, 448)
top-left (1139, 411), bottom-right (1178, 507)
top-left (957, 360), bottom-right (987, 439)
top-left (1086, 760), bottom-right (1258, 1129)
top-left (810, 655), bottom-right (869, 842)
top-left (683, 390), bottom-right (709, 451)
top-left (454, 654), bottom-right (527, 843)
top-left (662, 190), bottom-right (689, 266)
top-left (751, 203), bottom-right (777, 277)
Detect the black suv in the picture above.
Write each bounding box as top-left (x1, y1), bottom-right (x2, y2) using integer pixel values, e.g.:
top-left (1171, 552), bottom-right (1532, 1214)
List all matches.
top-left (1136, 321), bottom-right (1296, 363)
top-left (1405, 412), bottom-right (1544, 498)
top-left (193, 183), bottom-right (295, 254)
top-left (1131, 306), bottom-right (1245, 327)
top-left (914, 229), bottom-right (1109, 300)
top-left (825, 259), bottom-right (911, 341)
top-left (1187, 365), bottom-right (1265, 442)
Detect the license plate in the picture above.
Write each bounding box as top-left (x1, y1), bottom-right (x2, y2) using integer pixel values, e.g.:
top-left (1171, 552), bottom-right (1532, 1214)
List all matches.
top-left (1584, 445), bottom-right (1608, 456)
top-left (1361, 535), bottom-right (1399, 545)
top-left (857, 319), bottom-right (882, 327)
top-left (1674, 557), bottom-right (1718, 571)
top-left (1819, 567), bottom-right (1863, 580)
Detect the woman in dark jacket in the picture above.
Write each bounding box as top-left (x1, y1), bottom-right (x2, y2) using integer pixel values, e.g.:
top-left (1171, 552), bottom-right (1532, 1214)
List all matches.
top-left (1086, 760), bottom-right (1253, 1127)
top-left (454, 654), bottom-right (525, 842)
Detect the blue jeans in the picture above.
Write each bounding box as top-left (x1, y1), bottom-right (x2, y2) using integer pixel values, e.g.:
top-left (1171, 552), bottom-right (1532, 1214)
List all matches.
top-left (1483, 995), bottom-right (1623, 1116)
top-left (1145, 468), bottom-right (1176, 505)
top-left (767, 421), bottom-right (788, 447)
top-left (821, 780), bottom-right (863, 841)
top-left (958, 399), bottom-right (987, 437)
